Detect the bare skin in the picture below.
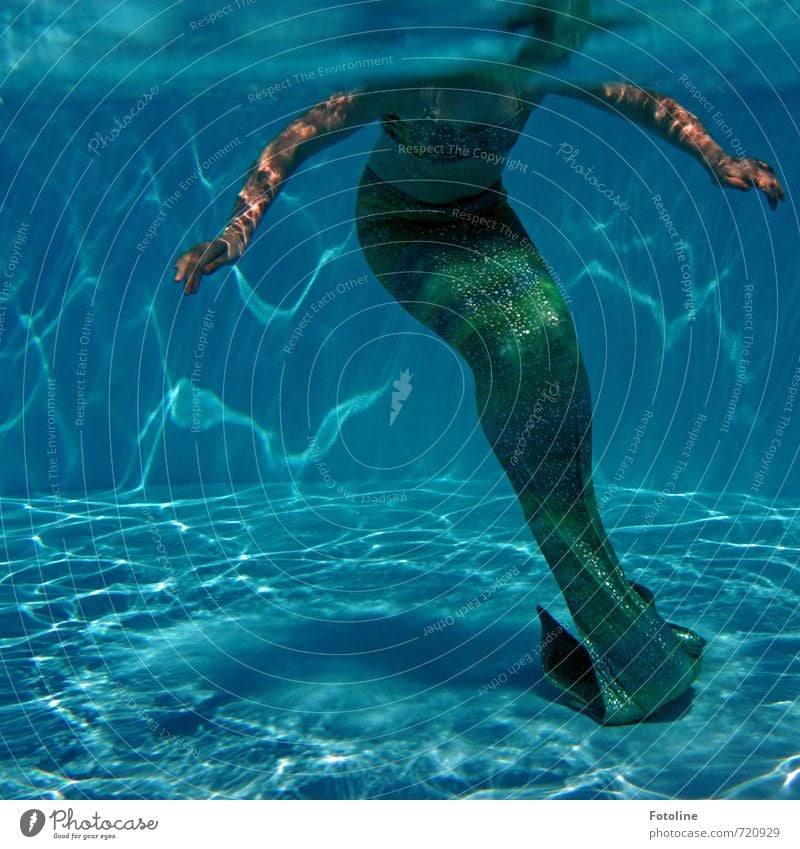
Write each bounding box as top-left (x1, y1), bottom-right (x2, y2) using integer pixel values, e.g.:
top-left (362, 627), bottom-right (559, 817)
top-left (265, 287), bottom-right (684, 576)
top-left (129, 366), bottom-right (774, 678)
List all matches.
top-left (175, 81), bottom-right (783, 294)
top-left (173, 77), bottom-right (784, 723)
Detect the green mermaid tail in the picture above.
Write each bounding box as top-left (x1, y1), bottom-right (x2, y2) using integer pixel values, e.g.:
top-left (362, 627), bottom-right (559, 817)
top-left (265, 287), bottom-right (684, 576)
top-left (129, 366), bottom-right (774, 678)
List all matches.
top-left (538, 583), bottom-right (705, 724)
top-left (355, 166), bottom-right (705, 724)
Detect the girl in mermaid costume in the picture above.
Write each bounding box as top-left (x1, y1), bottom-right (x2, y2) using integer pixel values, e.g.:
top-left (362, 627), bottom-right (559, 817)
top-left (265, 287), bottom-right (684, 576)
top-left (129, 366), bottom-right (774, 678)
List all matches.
top-left (174, 4), bottom-right (784, 724)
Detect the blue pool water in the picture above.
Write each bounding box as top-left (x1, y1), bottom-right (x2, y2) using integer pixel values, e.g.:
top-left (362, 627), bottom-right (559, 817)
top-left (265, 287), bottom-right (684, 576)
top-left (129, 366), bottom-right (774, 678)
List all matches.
top-left (1, 1), bottom-right (799, 799)
top-left (2, 485), bottom-right (799, 799)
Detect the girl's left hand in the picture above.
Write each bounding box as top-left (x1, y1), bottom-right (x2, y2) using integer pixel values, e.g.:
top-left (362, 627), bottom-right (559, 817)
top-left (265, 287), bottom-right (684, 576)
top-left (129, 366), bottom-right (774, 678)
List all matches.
top-left (712, 155), bottom-right (785, 210)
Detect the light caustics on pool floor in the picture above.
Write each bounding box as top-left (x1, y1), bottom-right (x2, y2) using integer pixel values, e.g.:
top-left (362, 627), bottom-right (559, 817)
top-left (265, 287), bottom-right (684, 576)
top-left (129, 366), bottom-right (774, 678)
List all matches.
top-left (1, 482), bottom-right (798, 800)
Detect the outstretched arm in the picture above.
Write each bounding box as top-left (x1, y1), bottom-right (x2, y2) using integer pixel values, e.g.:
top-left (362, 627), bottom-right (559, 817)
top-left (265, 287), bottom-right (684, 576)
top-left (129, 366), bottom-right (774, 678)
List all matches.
top-left (174, 89), bottom-right (386, 295)
top-left (551, 83), bottom-right (785, 209)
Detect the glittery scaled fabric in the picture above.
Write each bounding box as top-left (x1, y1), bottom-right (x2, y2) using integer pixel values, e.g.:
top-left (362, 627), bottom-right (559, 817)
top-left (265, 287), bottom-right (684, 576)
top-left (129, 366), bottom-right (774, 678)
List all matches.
top-left (380, 103), bottom-right (531, 164)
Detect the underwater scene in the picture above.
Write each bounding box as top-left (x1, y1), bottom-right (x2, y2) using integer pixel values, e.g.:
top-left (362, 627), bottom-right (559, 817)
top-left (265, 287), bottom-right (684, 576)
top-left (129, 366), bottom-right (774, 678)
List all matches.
top-left (1, 0), bottom-right (799, 800)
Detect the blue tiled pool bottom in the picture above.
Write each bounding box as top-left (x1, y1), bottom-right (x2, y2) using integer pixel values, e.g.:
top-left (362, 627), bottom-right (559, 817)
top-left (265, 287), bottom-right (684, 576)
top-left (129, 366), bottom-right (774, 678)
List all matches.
top-left (1, 482), bottom-right (798, 800)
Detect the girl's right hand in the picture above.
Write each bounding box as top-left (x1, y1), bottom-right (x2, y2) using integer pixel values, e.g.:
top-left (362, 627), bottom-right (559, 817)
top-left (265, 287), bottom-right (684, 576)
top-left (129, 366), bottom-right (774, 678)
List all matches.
top-left (174, 238), bottom-right (236, 295)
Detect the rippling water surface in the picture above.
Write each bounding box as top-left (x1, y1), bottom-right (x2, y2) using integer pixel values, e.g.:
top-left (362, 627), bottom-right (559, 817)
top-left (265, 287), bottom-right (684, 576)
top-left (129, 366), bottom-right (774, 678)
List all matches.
top-left (2, 483), bottom-right (798, 800)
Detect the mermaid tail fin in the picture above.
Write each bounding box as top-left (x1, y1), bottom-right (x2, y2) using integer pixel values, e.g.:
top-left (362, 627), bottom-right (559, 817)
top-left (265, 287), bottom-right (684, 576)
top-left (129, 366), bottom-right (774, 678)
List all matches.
top-left (631, 582), bottom-right (706, 677)
top-left (537, 605), bottom-right (605, 718)
top-left (537, 586), bottom-right (706, 725)
top-left (630, 581), bottom-right (656, 606)
top-left (669, 624), bottom-right (706, 661)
